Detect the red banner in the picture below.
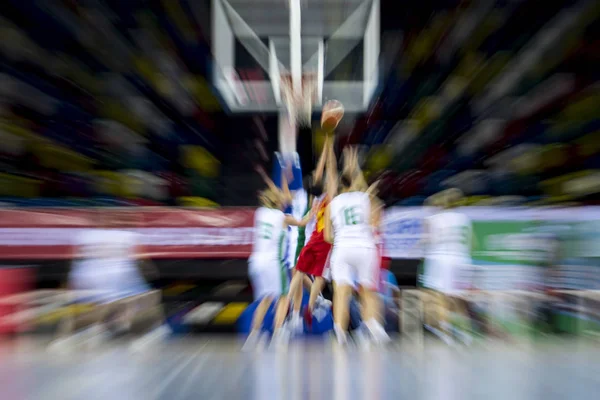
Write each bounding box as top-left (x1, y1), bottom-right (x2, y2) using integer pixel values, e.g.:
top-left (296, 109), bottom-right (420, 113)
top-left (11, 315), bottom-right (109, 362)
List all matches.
top-left (0, 208), bottom-right (256, 260)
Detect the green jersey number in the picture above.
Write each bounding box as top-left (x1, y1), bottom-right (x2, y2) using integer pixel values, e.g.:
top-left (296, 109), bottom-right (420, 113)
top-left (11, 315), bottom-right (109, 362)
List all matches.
top-left (258, 222), bottom-right (274, 239)
top-left (342, 206), bottom-right (363, 226)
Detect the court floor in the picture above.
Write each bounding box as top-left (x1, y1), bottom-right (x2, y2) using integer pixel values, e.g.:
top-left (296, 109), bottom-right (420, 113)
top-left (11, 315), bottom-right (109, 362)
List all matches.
top-left (1, 336), bottom-right (599, 400)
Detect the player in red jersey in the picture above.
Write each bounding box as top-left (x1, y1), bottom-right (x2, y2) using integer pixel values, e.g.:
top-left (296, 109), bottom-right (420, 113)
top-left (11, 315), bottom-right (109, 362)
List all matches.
top-left (286, 136), bottom-right (337, 333)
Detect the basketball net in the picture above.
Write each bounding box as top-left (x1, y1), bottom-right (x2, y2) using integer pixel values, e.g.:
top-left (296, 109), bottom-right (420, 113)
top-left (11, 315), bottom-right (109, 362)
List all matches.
top-left (280, 73), bottom-right (315, 130)
top-left (279, 73), bottom-right (316, 158)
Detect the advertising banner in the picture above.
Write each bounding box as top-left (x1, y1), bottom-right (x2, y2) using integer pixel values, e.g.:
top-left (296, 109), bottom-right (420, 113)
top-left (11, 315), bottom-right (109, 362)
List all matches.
top-left (382, 207), bottom-right (432, 259)
top-left (0, 208), bottom-right (254, 260)
top-left (2, 206), bottom-right (600, 267)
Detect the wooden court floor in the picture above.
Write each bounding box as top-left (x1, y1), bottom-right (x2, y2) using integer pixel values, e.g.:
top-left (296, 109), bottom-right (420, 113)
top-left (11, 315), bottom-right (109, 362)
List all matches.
top-left (1, 336), bottom-right (599, 400)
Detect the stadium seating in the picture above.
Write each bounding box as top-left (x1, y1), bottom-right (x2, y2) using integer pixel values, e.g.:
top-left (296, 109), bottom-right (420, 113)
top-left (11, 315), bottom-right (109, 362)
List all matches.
top-left (0, 0), bottom-right (228, 207)
top-left (1, 0), bottom-right (598, 207)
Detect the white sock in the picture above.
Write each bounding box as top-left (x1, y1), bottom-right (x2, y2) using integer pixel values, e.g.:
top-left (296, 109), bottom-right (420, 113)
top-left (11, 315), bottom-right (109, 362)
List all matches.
top-left (334, 324), bottom-right (347, 344)
top-left (292, 310), bottom-right (302, 321)
top-left (250, 329), bottom-right (261, 337)
top-left (365, 319), bottom-right (388, 340)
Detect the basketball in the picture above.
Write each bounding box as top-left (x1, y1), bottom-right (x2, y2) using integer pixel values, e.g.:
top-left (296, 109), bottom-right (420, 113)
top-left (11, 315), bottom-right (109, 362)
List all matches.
top-left (320, 100), bottom-right (344, 132)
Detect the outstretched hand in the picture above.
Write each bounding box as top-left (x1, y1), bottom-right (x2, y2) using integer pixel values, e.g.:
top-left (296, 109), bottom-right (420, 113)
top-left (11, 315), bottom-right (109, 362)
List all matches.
top-left (342, 146), bottom-right (359, 174)
top-left (367, 179), bottom-right (381, 196)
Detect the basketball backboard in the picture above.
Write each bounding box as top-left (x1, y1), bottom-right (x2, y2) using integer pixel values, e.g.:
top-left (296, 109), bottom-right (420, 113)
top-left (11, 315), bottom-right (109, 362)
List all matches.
top-left (212, 0), bottom-right (380, 114)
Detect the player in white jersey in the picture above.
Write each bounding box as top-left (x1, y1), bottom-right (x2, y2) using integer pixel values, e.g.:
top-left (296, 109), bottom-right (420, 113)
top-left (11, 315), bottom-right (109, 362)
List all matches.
top-left (421, 188), bottom-right (473, 344)
top-left (50, 212), bottom-right (169, 352)
top-left (244, 184), bottom-right (308, 350)
top-left (324, 147), bottom-right (389, 345)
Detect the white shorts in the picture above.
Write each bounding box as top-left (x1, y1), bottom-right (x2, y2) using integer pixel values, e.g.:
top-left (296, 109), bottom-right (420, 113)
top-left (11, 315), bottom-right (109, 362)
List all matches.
top-left (69, 260), bottom-right (150, 302)
top-left (248, 255), bottom-right (288, 301)
top-left (330, 246), bottom-right (379, 289)
top-left (422, 255), bottom-right (472, 294)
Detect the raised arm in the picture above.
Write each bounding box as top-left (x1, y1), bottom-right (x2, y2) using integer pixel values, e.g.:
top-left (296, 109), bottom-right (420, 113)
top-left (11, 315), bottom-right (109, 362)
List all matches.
top-left (366, 179), bottom-right (380, 199)
top-left (343, 147), bottom-right (368, 191)
top-left (280, 167), bottom-right (293, 205)
top-left (313, 134), bottom-right (330, 184)
top-left (256, 165), bottom-right (279, 194)
top-left (325, 137), bottom-right (338, 200)
top-left (256, 165), bottom-right (291, 206)
top-left (284, 214), bottom-right (308, 227)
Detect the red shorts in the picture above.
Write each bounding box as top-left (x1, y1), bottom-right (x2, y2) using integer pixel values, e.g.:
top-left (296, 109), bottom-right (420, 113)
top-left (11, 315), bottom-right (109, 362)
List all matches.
top-left (295, 240), bottom-right (332, 277)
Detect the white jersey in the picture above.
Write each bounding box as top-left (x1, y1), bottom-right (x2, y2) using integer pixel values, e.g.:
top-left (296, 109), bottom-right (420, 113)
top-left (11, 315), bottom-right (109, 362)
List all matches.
top-left (70, 229), bottom-right (147, 296)
top-left (330, 191), bottom-right (375, 248)
top-left (425, 211), bottom-right (472, 258)
top-left (76, 229), bottom-right (138, 261)
top-left (251, 207), bottom-right (286, 259)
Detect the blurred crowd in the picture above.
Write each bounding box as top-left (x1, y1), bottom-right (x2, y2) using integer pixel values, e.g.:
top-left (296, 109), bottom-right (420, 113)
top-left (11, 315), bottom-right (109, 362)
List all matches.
top-left (0, 0), bottom-right (222, 207)
top-left (0, 0), bottom-right (599, 208)
top-left (342, 0), bottom-right (599, 207)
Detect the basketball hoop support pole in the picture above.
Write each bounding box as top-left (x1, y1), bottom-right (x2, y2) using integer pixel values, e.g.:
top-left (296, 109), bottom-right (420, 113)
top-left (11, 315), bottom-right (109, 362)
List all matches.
top-left (278, 111), bottom-right (296, 157)
top-left (290, 0), bottom-right (302, 95)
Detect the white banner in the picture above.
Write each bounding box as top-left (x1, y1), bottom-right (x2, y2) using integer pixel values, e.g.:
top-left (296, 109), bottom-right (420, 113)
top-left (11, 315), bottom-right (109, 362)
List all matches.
top-left (382, 207), bottom-right (433, 259)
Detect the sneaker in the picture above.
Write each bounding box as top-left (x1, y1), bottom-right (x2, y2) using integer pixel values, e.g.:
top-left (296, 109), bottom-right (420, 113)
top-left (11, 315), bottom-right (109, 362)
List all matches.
top-left (270, 328), bottom-right (290, 350)
top-left (353, 326), bottom-right (372, 351)
top-left (333, 327), bottom-right (349, 347)
top-left (290, 313), bottom-right (304, 336)
top-left (315, 296), bottom-right (332, 309)
top-left (242, 330), bottom-right (263, 352)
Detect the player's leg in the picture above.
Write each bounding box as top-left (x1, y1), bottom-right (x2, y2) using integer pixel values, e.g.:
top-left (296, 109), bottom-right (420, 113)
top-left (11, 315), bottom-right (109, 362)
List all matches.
top-left (131, 290), bottom-right (168, 331)
top-left (292, 237), bottom-right (313, 292)
top-left (49, 266), bottom-right (110, 350)
top-left (273, 295), bottom-right (290, 330)
top-left (306, 246), bottom-right (331, 312)
top-left (291, 268), bottom-right (315, 292)
top-left (435, 258), bottom-right (463, 341)
top-left (332, 282), bottom-right (353, 344)
top-left (442, 262), bottom-right (473, 345)
top-left (357, 247), bottom-right (389, 344)
top-left (103, 262), bottom-right (172, 352)
top-left (273, 258), bottom-right (292, 333)
top-left (288, 247), bottom-right (314, 331)
top-left (421, 256), bottom-right (452, 337)
top-left (330, 249), bottom-right (353, 344)
top-left (243, 258), bottom-right (277, 349)
top-left (51, 299), bottom-right (104, 348)
top-left (284, 269), bottom-right (305, 335)
top-left (271, 294), bottom-right (293, 348)
top-left (127, 290), bottom-right (174, 353)
top-left (308, 277), bottom-right (326, 312)
top-left (131, 262), bottom-right (172, 335)
top-left (252, 295), bottom-right (275, 333)
top-left (289, 271), bottom-right (305, 315)
top-left (243, 295), bottom-right (276, 351)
